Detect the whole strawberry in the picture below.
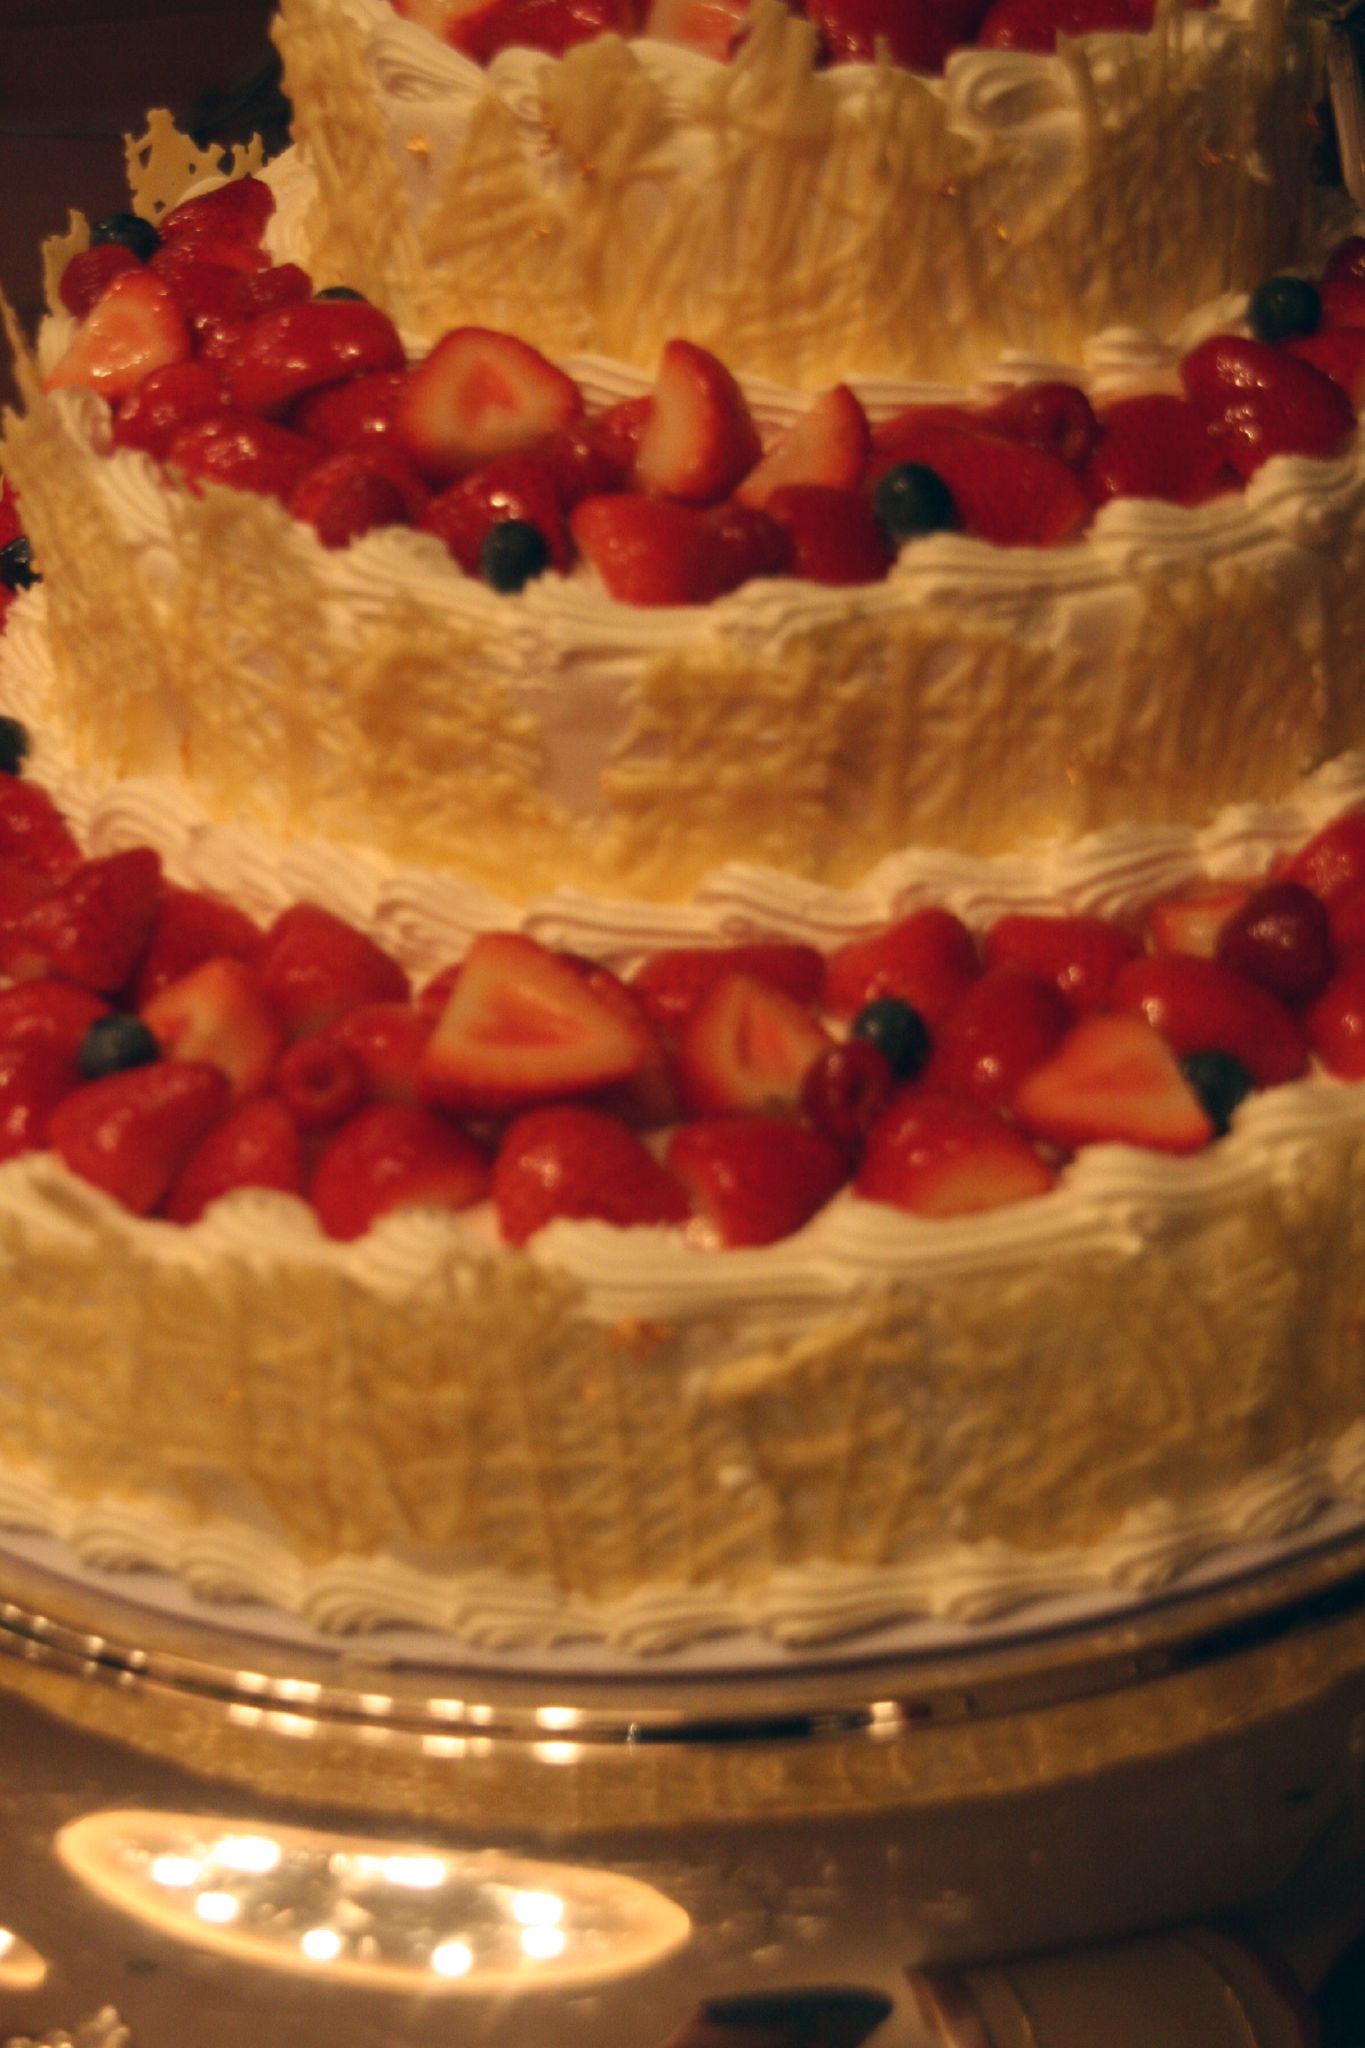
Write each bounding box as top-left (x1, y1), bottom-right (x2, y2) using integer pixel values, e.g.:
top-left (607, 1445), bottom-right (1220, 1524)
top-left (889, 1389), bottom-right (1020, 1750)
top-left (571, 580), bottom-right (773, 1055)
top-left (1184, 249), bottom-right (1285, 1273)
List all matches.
top-left (494, 1105), bottom-right (691, 1245)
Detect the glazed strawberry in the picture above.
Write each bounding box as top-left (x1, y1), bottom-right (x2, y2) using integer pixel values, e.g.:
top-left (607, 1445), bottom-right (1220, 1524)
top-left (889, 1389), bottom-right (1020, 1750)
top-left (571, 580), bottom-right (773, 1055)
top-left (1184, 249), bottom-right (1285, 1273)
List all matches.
top-left (736, 386), bottom-right (870, 508)
top-left (0, 857), bottom-right (50, 931)
top-left (311, 1102), bottom-right (489, 1242)
top-left (134, 885), bottom-right (264, 1005)
top-left (165, 1095), bottom-right (304, 1225)
top-left (1013, 1013), bottom-right (1214, 1154)
top-left (0, 480), bottom-right (21, 551)
top-left (644, 0), bottom-right (750, 55)
top-left (537, 412), bottom-right (640, 507)
top-left (857, 1089), bottom-right (1054, 1216)
top-left (977, 0), bottom-right (1134, 48)
top-left (635, 341), bottom-right (762, 505)
top-left (571, 493), bottom-right (772, 604)
top-left (158, 176), bottom-right (275, 250)
top-left (1326, 875), bottom-right (1365, 956)
top-left (0, 1042), bottom-right (79, 1163)
top-left (289, 448), bottom-right (430, 549)
top-left (1323, 237), bottom-right (1365, 289)
top-left (982, 913), bottom-right (1143, 1016)
top-left (112, 360), bottom-right (230, 460)
top-left (58, 243), bottom-right (140, 319)
top-left (223, 301), bottom-right (407, 419)
top-left (0, 981), bottom-right (108, 1061)
top-left (396, 328), bottom-right (583, 486)
top-left (869, 414), bottom-right (1091, 546)
top-left (2, 847), bottom-right (160, 993)
top-left (45, 269), bottom-right (191, 404)
top-left (1286, 329), bottom-right (1365, 406)
top-left (290, 369), bottom-right (409, 452)
top-left (979, 382), bottom-right (1098, 471)
top-left (676, 971), bottom-right (831, 1116)
top-left (322, 1001), bottom-right (433, 1104)
top-left (166, 413), bottom-right (321, 503)
top-left (274, 1036), bottom-right (369, 1131)
top-left (48, 1061), bottom-right (231, 1215)
top-left (1179, 336), bottom-right (1355, 478)
top-left (630, 941), bottom-right (824, 1040)
top-left (808, 0), bottom-right (960, 68)
top-left (493, 1104), bottom-right (690, 1245)
top-left (1146, 879), bottom-right (1253, 959)
top-left (453, 0), bottom-right (638, 61)
top-left (1083, 394), bottom-right (1230, 508)
top-left (763, 485), bottom-right (891, 585)
top-left (706, 501), bottom-right (790, 583)
top-left (422, 455), bottom-right (570, 574)
top-left (667, 1117), bottom-right (847, 1248)
top-left (824, 907), bottom-right (979, 1026)
top-left (141, 957), bottom-right (284, 1100)
top-left (148, 246), bottom-right (252, 336)
top-left (237, 263), bottom-right (313, 319)
top-left (925, 966), bottom-right (1070, 1109)
top-left (420, 932), bottom-right (653, 1113)
top-left (1318, 277), bottom-right (1365, 331)
top-left (1281, 809), bottom-right (1365, 906)
top-left (257, 904), bottom-right (410, 1040)
top-left (1111, 953), bottom-right (1307, 1087)
top-left (800, 1039), bottom-right (896, 1154)
top-left (0, 778), bottom-right (80, 879)
top-left (1214, 879), bottom-right (1334, 1007)
top-left (1304, 960), bottom-right (1365, 1079)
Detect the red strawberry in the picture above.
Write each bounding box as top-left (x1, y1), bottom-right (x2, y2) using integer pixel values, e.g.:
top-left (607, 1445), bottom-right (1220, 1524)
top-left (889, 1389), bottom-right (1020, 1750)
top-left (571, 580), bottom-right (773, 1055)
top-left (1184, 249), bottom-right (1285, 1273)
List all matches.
top-left (322, 1001), bottom-right (433, 1104)
top-left (1013, 1013), bottom-right (1213, 1154)
top-left (643, 0), bottom-right (751, 55)
top-left (924, 966), bottom-right (1070, 1109)
top-left (537, 411), bottom-right (641, 506)
top-left (395, 328), bottom-right (583, 486)
top-left (979, 382), bottom-right (1098, 470)
top-left (800, 1039), bottom-right (896, 1154)
top-left (1179, 336), bottom-right (1355, 478)
top-left (1326, 875), bottom-right (1365, 956)
top-left (1110, 954), bottom-right (1307, 1087)
top-left (237, 264), bottom-right (313, 319)
top-left (856, 1088), bottom-right (1054, 1215)
top-left (420, 932), bottom-right (653, 1113)
top-left (1286, 329), bottom-right (1365, 406)
top-left (45, 269), bottom-right (191, 404)
top-left (666, 1116), bottom-right (847, 1247)
top-left (2, 847), bottom-right (161, 993)
top-left (1282, 809), bottom-right (1365, 906)
top-left (290, 369), bottom-right (409, 452)
top-left (982, 913), bottom-right (1142, 1016)
top-left (736, 386), bottom-right (870, 508)
top-left (134, 885), bottom-right (264, 1006)
top-left (575, 965), bottom-right (680, 1127)
top-left (870, 414), bottom-right (1091, 546)
top-left (421, 455), bottom-right (569, 574)
top-left (223, 301), bottom-right (406, 419)
top-left (676, 970), bottom-right (831, 1116)
top-left (0, 480), bottom-right (22, 550)
top-left (158, 177), bottom-right (275, 250)
top-left (1319, 277), bottom-right (1365, 331)
top-left (807, 0), bottom-right (959, 68)
top-left (977, 0), bottom-right (1134, 47)
top-left (571, 493), bottom-right (773, 604)
top-left (1146, 879), bottom-right (1253, 959)
top-left (1214, 879), bottom-right (1334, 1007)
top-left (148, 246), bottom-right (251, 336)
top-left (493, 1104), bottom-right (690, 1245)
top-left (166, 413), bottom-right (321, 503)
top-left (630, 941), bottom-right (824, 1039)
top-left (1323, 236), bottom-right (1365, 288)
top-left (0, 858), bottom-right (53, 930)
top-left (289, 448), bottom-right (430, 549)
top-left (0, 779), bottom-right (81, 879)
top-left (113, 360), bottom-right (230, 460)
top-left (417, 960), bottom-right (462, 1023)
top-left (1083, 394), bottom-right (1231, 508)
top-left (311, 1102), bottom-right (489, 1242)
top-left (452, 0), bottom-right (638, 61)
top-left (763, 484), bottom-right (891, 585)
top-left (824, 908), bottom-right (979, 1025)
top-left (164, 1094), bottom-right (304, 1225)
top-left (141, 957), bottom-right (284, 1100)
top-left (49, 1061), bottom-right (231, 1215)
top-left (257, 904), bottom-right (410, 1040)
top-left (58, 243), bottom-right (141, 319)
top-left (0, 981), bottom-right (108, 1061)
top-left (0, 1042), bottom-right (80, 1162)
top-left (1304, 960), bottom-right (1365, 1079)
top-left (274, 1036), bottom-right (369, 1131)
top-left (635, 340), bottom-right (762, 505)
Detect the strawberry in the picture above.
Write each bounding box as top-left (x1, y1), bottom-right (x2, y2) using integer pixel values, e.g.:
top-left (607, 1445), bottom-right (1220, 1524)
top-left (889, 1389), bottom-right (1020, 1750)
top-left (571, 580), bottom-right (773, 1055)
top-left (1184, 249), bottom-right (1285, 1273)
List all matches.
top-left (800, 1039), bottom-right (896, 1154)
top-left (869, 414), bottom-right (1091, 546)
top-left (1145, 879), bottom-right (1252, 960)
top-left (310, 1102), bottom-right (489, 1242)
top-left (666, 1117), bottom-right (847, 1247)
top-left (824, 908), bottom-right (979, 1025)
top-left (134, 885), bottom-right (264, 1005)
top-left (1281, 809), bottom-right (1365, 906)
top-left (148, 245), bottom-right (252, 336)
top-left (924, 966), bottom-right (1070, 1109)
top-left (290, 369), bottom-right (409, 452)
top-left (273, 1036), bottom-right (368, 1131)
top-left (289, 448), bottom-right (430, 549)
top-left (421, 455), bottom-right (570, 574)
top-left (537, 411), bottom-right (641, 506)
top-left (141, 957), bottom-right (284, 1100)
top-left (0, 1042), bottom-right (80, 1163)
top-left (1323, 237), bottom-right (1365, 289)
top-left (979, 382), bottom-right (1098, 470)
top-left (166, 413), bottom-right (321, 503)
top-left (58, 243), bottom-right (141, 319)
top-left (395, 328), bottom-right (583, 486)
top-left (1304, 960), bottom-right (1365, 1079)
top-left (1326, 875), bottom-right (1365, 957)
top-left (807, 0), bottom-right (959, 68)
top-left (321, 1001), bottom-right (433, 1104)
top-left (630, 941), bottom-right (824, 1040)
top-left (571, 493), bottom-right (775, 604)
top-left (736, 386), bottom-right (870, 508)
top-left (763, 484), bottom-right (891, 585)
top-left (1214, 879), bottom-right (1334, 1007)
top-left (571, 963), bottom-right (680, 1127)
top-left (237, 264), bottom-right (314, 320)
top-left (420, 932), bottom-right (653, 1113)
top-left (1179, 336), bottom-right (1356, 478)
top-left (1082, 394), bottom-right (1231, 508)
top-left (977, 0), bottom-right (1135, 47)
top-left (856, 1089), bottom-right (1054, 1216)
top-left (223, 301), bottom-right (406, 419)
top-left (257, 904), bottom-right (410, 1041)
top-left (0, 982), bottom-right (108, 1061)
top-left (676, 970), bottom-right (831, 1116)
top-left (45, 269), bottom-right (191, 404)
top-left (450, 0), bottom-right (638, 61)
top-left (0, 857), bottom-right (51, 931)
top-left (1110, 954), bottom-right (1307, 1087)
top-left (1318, 277), bottom-right (1365, 331)
top-left (635, 341), bottom-right (762, 505)
top-left (112, 360), bottom-right (230, 460)
top-left (1013, 1013), bottom-right (1214, 1154)
top-left (1286, 329), bottom-right (1365, 406)
top-left (2, 847), bottom-right (161, 993)
top-left (493, 1104), bottom-right (690, 1245)
top-left (982, 913), bottom-right (1142, 1016)
top-left (644, 0), bottom-right (751, 58)
top-left (164, 1095), bottom-right (304, 1225)
top-left (417, 960), bottom-right (462, 1023)
top-left (157, 177), bottom-right (275, 250)
top-left (0, 480), bottom-right (22, 550)
top-left (49, 1061), bottom-right (231, 1215)
top-left (0, 778), bottom-right (81, 879)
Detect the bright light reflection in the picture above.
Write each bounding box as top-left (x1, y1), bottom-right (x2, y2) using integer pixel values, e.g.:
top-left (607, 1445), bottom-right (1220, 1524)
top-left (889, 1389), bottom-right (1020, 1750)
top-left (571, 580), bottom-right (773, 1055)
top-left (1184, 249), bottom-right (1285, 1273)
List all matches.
top-left (381, 1856), bottom-right (445, 1890)
top-left (215, 1835), bottom-right (281, 1876)
top-left (431, 1940), bottom-right (474, 1979)
top-left (0, 1932), bottom-right (11, 1958)
top-left (195, 1892), bottom-right (240, 1926)
top-left (521, 1925), bottom-right (567, 1962)
top-left (511, 1891), bottom-right (564, 1928)
top-left (151, 1857), bottom-right (201, 1889)
top-left (0, 1926), bottom-right (47, 1991)
top-left (301, 1928), bottom-right (343, 1963)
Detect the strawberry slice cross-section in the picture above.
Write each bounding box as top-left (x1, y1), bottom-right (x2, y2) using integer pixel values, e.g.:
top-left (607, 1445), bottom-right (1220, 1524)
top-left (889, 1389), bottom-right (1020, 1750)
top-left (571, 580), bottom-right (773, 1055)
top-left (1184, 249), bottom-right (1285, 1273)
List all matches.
top-left (396, 328), bottom-right (584, 486)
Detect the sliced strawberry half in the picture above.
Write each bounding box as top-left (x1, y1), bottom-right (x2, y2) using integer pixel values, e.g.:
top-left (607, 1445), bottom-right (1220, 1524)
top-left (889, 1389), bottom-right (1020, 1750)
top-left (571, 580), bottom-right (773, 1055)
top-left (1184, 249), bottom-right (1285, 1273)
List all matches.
top-left (46, 269), bottom-right (191, 404)
top-left (1305, 959), bottom-right (1365, 1079)
top-left (58, 244), bottom-right (141, 321)
top-left (1286, 328), bottom-right (1365, 407)
top-left (571, 493), bottom-right (778, 604)
top-left (1012, 1012), bottom-right (1214, 1155)
top-left (0, 1042), bottom-right (81, 1163)
top-left (737, 386), bottom-right (870, 508)
top-left (666, 1117), bottom-right (848, 1248)
top-left (321, 1001), bottom-right (434, 1105)
top-left (49, 1061), bottom-right (231, 1215)
top-left (224, 301), bottom-right (406, 420)
top-left (289, 447), bottom-right (430, 550)
top-left (493, 1104), bottom-right (690, 1245)
top-left (856, 1088), bottom-right (1055, 1216)
top-left (257, 904), bottom-right (410, 1041)
top-left (869, 412), bottom-right (1091, 547)
top-left (157, 176), bottom-right (275, 251)
top-left (165, 1095), bottom-right (304, 1225)
top-left (1282, 808), bottom-right (1365, 906)
top-left (824, 908), bottom-right (979, 1025)
top-left (763, 484), bottom-right (891, 585)
top-left (1146, 879), bottom-right (1253, 960)
top-left (291, 369), bottom-right (410, 453)
top-left (166, 413), bottom-right (321, 504)
top-left (311, 1102), bottom-right (489, 1242)
top-left (1083, 394), bottom-right (1231, 508)
top-left (0, 778), bottom-right (82, 879)
top-left (134, 884), bottom-right (264, 1006)
top-left (635, 340), bottom-right (762, 505)
top-left (644, 0), bottom-right (751, 58)
top-left (395, 328), bottom-right (583, 487)
top-left (141, 956), bottom-right (284, 1101)
top-left (2, 847), bottom-right (161, 994)
top-left (676, 970), bottom-right (831, 1117)
top-left (923, 966), bottom-right (1070, 1109)
top-left (422, 454), bottom-right (570, 573)
top-left (0, 982), bottom-right (108, 1061)
top-left (630, 942), bottom-right (824, 1040)
top-left (112, 360), bottom-right (230, 460)
top-left (420, 933), bottom-right (654, 1114)
top-left (1180, 335), bottom-right (1356, 478)
top-left (1110, 954), bottom-right (1307, 1088)
top-left (982, 913), bottom-right (1143, 1016)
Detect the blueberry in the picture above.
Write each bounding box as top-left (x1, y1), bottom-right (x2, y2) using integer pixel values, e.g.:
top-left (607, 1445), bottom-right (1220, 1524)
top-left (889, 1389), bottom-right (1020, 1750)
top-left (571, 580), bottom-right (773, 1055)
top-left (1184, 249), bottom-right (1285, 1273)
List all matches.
top-left (78, 1014), bottom-right (161, 1082)
top-left (315, 285), bottom-right (367, 302)
top-left (1181, 1049), bottom-right (1254, 1137)
top-left (850, 997), bottom-right (931, 1081)
top-left (0, 537), bottom-right (39, 594)
top-left (873, 463), bottom-right (958, 542)
top-left (481, 519), bottom-right (551, 593)
top-left (1247, 275), bottom-right (1321, 344)
top-left (0, 718), bottom-right (29, 778)
top-left (89, 211), bottom-right (161, 262)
